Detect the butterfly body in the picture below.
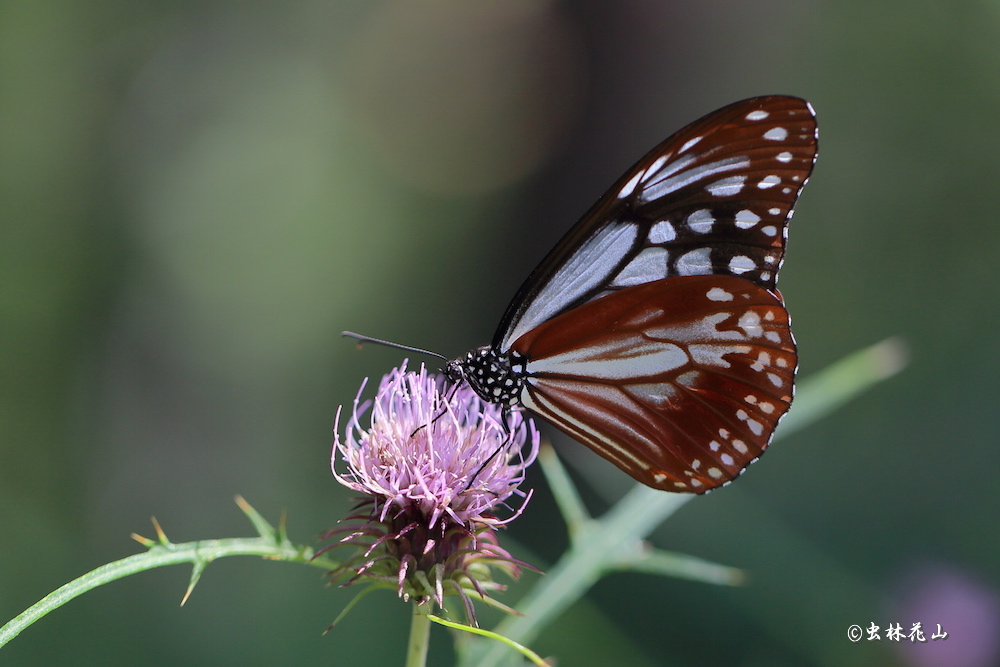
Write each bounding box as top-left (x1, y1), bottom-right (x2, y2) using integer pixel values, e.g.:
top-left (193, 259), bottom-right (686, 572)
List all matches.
top-left (446, 345), bottom-right (527, 407)
top-left (449, 96), bottom-right (817, 493)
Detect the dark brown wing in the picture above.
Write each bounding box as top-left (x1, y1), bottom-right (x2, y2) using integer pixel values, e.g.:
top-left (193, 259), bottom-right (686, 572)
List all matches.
top-left (496, 96), bottom-right (817, 353)
top-left (512, 275), bottom-right (796, 493)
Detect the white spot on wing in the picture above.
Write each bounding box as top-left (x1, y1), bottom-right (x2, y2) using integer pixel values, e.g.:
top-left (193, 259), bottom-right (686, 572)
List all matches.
top-left (645, 155), bottom-right (669, 179)
top-left (690, 343), bottom-right (750, 369)
top-left (737, 410), bottom-right (764, 436)
top-left (738, 310), bottom-right (763, 337)
top-left (687, 209), bottom-right (715, 234)
top-left (612, 247), bottom-right (669, 287)
top-left (757, 175), bottom-right (781, 189)
top-left (761, 225), bottom-right (778, 237)
top-left (676, 370), bottom-right (701, 387)
top-left (728, 255), bottom-right (755, 274)
top-left (734, 209), bottom-right (761, 229)
top-left (628, 382), bottom-right (678, 407)
top-left (746, 110), bottom-right (769, 121)
top-left (528, 339), bottom-right (688, 380)
top-left (618, 171), bottom-right (643, 199)
top-left (648, 220), bottom-right (676, 243)
top-left (776, 151), bottom-right (793, 163)
top-left (764, 127), bottom-right (788, 141)
top-left (706, 287), bottom-right (734, 302)
top-left (676, 247), bottom-right (712, 275)
top-left (679, 135), bottom-right (703, 153)
top-left (706, 175), bottom-right (746, 197)
top-left (750, 351), bottom-right (771, 372)
top-left (642, 156), bottom-right (749, 202)
top-left (649, 312), bottom-right (752, 346)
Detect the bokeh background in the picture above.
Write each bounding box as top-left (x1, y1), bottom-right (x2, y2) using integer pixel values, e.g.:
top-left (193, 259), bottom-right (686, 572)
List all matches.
top-left (3, 1), bottom-right (999, 665)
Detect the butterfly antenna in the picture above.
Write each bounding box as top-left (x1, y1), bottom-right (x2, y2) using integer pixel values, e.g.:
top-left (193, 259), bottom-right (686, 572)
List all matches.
top-left (344, 332), bottom-right (476, 451)
top-left (341, 331), bottom-right (448, 361)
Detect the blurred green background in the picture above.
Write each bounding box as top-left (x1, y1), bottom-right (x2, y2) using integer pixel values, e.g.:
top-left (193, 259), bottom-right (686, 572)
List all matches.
top-left (2, 1), bottom-right (999, 665)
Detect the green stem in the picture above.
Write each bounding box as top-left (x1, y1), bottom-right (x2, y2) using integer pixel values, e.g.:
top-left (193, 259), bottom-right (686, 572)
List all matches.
top-left (0, 537), bottom-right (335, 648)
top-left (471, 488), bottom-right (690, 667)
top-left (406, 603), bottom-right (432, 667)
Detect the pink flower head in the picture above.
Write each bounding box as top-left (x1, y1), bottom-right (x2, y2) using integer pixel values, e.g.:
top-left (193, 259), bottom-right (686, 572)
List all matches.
top-left (333, 361), bottom-right (539, 527)
top-left (325, 362), bottom-right (539, 616)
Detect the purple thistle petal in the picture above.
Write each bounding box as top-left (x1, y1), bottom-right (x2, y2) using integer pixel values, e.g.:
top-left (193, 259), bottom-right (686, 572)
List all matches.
top-left (332, 361), bottom-right (539, 528)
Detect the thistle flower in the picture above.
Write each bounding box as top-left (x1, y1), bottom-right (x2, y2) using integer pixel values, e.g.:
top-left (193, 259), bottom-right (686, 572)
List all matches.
top-left (325, 362), bottom-right (539, 621)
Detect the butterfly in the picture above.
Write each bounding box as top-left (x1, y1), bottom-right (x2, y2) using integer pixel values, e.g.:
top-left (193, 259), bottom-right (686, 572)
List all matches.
top-left (350, 96), bottom-right (817, 493)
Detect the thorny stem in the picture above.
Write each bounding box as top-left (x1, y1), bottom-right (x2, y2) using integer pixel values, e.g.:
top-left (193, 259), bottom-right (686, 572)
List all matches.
top-left (0, 537), bottom-right (332, 649)
top-left (406, 603), bottom-right (432, 667)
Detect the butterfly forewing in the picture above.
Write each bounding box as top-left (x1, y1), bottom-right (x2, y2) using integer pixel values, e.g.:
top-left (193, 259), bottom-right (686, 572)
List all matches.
top-left (497, 96), bottom-right (817, 352)
top-left (511, 275), bottom-right (796, 492)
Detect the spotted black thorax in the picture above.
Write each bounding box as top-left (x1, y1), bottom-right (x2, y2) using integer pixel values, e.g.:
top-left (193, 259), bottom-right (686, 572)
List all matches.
top-left (445, 345), bottom-right (526, 408)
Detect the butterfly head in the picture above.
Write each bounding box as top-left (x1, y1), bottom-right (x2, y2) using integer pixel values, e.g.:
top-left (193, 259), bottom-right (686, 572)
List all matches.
top-left (445, 345), bottom-right (525, 409)
top-left (443, 355), bottom-right (469, 387)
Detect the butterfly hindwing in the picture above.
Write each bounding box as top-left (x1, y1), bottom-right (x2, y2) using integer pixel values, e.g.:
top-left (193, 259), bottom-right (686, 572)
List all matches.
top-left (511, 275), bottom-right (796, 492)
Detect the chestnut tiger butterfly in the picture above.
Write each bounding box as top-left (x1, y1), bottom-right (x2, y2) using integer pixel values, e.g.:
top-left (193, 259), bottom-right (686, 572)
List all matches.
top-left (352, 96), bottom-right (818, 493)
